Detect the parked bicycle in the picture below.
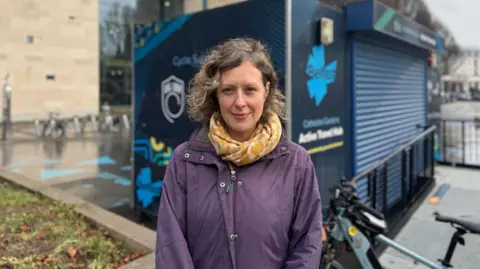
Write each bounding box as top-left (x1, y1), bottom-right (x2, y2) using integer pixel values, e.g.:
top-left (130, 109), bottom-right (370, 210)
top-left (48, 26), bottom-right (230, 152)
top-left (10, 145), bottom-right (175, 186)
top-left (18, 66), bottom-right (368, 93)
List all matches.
top-left (321, 180), bottom-right (480, 269)
top-left (99, 102), bottom-right (121, 132)
top-left (41, 110), bottom-right (66, 139)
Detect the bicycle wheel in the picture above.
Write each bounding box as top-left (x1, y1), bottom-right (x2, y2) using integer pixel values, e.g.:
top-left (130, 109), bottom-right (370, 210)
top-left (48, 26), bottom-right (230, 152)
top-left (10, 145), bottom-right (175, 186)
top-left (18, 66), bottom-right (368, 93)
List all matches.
top-left (324, 260), bottom-right (346, 269)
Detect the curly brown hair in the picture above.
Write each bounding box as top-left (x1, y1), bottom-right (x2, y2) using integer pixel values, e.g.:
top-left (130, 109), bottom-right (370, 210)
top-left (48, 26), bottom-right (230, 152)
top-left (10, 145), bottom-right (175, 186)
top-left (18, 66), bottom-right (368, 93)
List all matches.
top-left (186, 37), bottom-right (286, 124)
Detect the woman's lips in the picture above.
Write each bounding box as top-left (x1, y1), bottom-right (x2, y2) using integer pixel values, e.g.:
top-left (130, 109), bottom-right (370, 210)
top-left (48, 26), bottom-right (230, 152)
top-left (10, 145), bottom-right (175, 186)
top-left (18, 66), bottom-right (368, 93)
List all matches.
top-left (231, 113), bottom-right (249, 120)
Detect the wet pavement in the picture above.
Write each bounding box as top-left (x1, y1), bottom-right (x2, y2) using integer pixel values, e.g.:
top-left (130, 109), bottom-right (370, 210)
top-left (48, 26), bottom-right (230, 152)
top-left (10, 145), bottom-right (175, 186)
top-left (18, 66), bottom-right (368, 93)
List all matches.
top-left (0, 133), bottom-right (141, 220)
top-left (3, 128), bottom-right (479, 269)
top-left (379, 166), bottom-right (480, 269)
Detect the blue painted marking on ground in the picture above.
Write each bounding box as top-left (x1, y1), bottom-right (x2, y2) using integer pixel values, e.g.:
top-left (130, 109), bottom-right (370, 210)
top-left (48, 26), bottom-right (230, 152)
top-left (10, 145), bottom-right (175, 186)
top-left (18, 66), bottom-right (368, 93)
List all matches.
top-left (436, 183), bottom-right (451, 199)
top-left (78, 155), bottom-right (116, 165)
top-left (40, 168), bottom-right (85, 180)
top-left (43, 159), bottom-right (60, 165)
top-left (110, 198), bottom-right (130, 208)
top-left (9, 168), bottom-right (22, 173)
top-left (8, 157), bottom-right (58, 169)
top-left (114, 178), bottom-right (132, 186)
top-left (96, 172), bottom-right (131, 186)
top-left (120, 165), bottom-right (132, 171)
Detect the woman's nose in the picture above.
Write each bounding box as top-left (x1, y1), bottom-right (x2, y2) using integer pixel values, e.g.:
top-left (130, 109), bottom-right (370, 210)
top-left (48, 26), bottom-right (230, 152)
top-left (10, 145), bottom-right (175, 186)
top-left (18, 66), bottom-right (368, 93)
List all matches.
top-left (234, 91), bottom-right (247, 107)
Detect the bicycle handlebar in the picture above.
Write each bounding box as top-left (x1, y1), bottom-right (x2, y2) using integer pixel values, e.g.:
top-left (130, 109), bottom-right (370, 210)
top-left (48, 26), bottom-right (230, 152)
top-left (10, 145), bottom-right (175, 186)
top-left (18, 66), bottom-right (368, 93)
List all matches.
top-left (357, 201), bottom-right (385, 220)
top-left (330, 181), bottom-right (385, 221)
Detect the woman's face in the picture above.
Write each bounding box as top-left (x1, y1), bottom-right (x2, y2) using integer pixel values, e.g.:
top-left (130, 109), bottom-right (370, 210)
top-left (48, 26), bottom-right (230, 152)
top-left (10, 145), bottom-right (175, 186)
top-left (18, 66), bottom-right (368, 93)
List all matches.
top-left (217, 60), bottom-right (270, 142)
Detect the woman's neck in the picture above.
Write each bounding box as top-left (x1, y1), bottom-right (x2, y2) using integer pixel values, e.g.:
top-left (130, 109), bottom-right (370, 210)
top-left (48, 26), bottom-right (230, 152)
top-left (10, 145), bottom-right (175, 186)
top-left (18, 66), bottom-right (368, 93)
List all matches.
top-left (226, 127), bottom-right (255, 142)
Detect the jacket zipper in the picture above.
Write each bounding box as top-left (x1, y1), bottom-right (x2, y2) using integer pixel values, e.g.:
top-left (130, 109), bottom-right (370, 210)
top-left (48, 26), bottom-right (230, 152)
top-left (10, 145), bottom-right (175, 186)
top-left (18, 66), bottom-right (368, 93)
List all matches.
top-left (226, 162), bottom-right (238, 241)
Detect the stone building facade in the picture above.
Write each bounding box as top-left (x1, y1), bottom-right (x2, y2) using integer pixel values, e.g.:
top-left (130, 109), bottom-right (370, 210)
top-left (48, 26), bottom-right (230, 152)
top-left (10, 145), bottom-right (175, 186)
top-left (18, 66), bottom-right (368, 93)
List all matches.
top-left (1, 0), bottom-right (99, 121)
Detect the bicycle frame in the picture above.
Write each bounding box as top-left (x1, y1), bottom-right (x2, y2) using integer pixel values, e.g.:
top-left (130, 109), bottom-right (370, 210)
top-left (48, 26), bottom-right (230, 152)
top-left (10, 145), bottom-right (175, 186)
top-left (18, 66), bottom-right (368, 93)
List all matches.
top-left (332, 215), bottom-right (448, 269)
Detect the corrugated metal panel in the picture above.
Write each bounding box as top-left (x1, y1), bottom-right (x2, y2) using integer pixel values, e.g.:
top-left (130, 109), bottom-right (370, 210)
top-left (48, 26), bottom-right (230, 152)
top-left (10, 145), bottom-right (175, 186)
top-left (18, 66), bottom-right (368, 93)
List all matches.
top-left (353, 40), bottom-right (427, 211)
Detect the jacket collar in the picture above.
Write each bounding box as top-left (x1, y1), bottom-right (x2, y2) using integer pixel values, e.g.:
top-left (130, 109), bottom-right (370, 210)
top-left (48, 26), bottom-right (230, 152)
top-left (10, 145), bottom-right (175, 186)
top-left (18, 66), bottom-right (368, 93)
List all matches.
top-left (186, 125), bottom-right (291, 162)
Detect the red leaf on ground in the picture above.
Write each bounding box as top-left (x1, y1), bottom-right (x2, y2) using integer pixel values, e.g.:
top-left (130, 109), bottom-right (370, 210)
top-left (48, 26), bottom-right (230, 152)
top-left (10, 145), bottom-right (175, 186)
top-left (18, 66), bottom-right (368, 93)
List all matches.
top-left (19, 225), bottom-right (31, 232)
top-left (0, 242), bottom-right (5, 250)
top-left (67, 246), bottom-right (78, 259)
top-left (38, 231), bottom-right (48, 239)
top-left (123, 253), bottom-right (131, 263)
top-left (37, 255), bottom-right (53, 263)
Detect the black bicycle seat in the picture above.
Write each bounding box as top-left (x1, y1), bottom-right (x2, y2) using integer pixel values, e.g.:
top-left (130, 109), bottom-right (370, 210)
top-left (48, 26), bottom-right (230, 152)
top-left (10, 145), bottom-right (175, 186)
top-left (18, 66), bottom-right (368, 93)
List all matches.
top-left (434, 212), bottom-right (480, 234)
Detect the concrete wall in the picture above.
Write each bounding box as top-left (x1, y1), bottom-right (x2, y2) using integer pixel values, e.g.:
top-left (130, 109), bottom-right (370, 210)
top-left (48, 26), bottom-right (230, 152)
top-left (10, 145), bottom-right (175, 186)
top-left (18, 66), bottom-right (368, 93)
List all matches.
top-left (0, 0), bottom-right (99, 121)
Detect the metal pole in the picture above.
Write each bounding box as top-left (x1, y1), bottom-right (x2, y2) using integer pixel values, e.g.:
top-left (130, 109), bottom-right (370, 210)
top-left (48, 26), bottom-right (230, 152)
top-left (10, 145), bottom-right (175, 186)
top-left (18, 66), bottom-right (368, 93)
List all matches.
top-left (462, 121), bottom-right (465, 165)
top-left (2, 74), bottom-right (11, 141)
top-left (203, 0), bottom-right (208, 10)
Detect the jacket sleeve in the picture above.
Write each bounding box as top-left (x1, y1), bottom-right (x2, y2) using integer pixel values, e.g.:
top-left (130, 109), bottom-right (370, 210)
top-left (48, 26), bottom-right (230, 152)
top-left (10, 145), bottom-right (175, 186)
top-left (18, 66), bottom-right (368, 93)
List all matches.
top-left (283, 152), bottom-right (323, 269)
top-left (155, 153), bottom-right (195, 269)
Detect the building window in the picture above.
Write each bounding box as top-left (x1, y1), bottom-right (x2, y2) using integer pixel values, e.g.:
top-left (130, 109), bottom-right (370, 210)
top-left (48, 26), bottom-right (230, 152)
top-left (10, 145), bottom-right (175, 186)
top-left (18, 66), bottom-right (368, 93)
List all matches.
top-left (26, 35), bottom-right (34, 44)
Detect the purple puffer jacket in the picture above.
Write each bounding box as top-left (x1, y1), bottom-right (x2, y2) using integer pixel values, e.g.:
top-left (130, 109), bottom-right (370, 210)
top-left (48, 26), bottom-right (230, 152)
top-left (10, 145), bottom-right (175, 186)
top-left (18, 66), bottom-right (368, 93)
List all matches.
top-left (155, 127), bottom-right (323, 269)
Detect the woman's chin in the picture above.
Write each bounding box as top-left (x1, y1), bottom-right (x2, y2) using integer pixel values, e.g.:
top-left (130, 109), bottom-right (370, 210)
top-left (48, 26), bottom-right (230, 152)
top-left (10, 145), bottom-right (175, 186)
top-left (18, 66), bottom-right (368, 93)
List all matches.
top-left (225, 124), bottom-right (256, 141)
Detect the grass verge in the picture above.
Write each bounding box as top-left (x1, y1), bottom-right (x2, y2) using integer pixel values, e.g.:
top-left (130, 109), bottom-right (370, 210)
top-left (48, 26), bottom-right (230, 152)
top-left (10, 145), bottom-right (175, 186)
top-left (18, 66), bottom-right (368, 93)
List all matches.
top-left (0, 181), bottom-right (144, 269)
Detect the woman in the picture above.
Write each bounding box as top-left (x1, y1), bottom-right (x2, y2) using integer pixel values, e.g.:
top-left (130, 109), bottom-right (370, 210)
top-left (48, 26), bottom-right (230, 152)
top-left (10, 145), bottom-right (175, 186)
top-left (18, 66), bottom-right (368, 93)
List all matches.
top-left (156, 38), bottom-right (323, 269)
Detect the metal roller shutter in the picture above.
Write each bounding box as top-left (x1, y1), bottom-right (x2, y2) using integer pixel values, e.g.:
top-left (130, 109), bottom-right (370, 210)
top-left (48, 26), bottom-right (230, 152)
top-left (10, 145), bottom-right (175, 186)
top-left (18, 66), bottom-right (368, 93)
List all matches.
top-left (353, 40), bottom-right (427, 211)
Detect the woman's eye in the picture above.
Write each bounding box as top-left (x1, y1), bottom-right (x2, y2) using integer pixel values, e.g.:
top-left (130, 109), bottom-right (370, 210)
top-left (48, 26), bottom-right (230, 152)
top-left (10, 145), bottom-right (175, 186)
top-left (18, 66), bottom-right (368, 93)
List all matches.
top-left (222, 88), bottom-right (233, 93)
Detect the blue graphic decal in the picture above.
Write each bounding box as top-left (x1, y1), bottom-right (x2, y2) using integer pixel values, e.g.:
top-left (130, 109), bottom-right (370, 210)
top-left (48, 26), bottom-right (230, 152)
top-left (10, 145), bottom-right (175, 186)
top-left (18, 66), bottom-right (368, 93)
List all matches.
top-left (134, 138), bottom-right (173, 167)
top-left (434, 134), bottom-right (441, 161)
top-left (136, 167), bottom-right (163, 208)
top-left (134, 15), bottom-right (192, 63)
top-left (134, 139), bottom-right (153, 161)
top-left (306, 45), bottom-right (337, 106)
top-left (435, 33), bottom-right (445, 55)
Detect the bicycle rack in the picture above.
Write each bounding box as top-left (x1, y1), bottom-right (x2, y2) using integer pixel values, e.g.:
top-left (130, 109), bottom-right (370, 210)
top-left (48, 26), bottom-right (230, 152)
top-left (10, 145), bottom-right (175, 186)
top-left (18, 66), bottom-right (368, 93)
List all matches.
top-left (34, 119), bottom-right (42, 137)
top-left (122, 114), bottom-right (131, 131)
top-left (73, 116), bottom-right (82, 135)
top-left (90, 115), bottom-right (99, 132)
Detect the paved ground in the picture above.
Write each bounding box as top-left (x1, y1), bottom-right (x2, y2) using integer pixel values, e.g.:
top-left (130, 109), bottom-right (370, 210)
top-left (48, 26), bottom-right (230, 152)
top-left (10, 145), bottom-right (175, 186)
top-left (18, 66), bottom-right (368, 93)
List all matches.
top-left (2, 130), bottom-right (479, 268)
top-left (0, 133), bottom-right (140, 217)
top-left (379, 166), bottom-right (480, 269)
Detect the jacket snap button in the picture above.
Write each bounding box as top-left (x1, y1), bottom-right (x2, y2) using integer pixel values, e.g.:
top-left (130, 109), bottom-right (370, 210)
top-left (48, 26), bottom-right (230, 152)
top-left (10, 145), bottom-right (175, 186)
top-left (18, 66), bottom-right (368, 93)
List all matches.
top-left (230, 234), bottom-right (237, 241)
top-left (281, 146), bottom-right (286, 151)
top-left (238, 181), bottom-right (243, 186)
top-left (219, 182), bottom-right (226, 188)
top-left (185, 153), bottom-right (190, 158)
top-left (200, 156), bottom-right (204, 160)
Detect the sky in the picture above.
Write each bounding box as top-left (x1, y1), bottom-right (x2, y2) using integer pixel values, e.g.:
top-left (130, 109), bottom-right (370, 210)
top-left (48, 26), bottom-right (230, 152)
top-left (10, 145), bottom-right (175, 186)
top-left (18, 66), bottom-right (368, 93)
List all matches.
top-left (424, 0), bottom-right (480, 49)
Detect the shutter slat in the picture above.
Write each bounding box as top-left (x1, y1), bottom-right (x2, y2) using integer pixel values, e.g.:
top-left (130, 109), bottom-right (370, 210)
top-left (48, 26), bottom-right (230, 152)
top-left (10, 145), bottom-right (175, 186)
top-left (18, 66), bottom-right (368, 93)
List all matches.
top-left (353, 41), bottom-right (427, 212)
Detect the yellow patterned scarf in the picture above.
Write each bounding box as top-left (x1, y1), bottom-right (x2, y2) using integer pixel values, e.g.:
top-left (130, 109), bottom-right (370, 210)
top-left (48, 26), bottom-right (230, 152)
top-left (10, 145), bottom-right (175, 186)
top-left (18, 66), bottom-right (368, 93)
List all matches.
top-left (208, 112), bottom-right (282, 166)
